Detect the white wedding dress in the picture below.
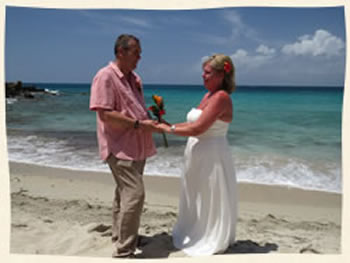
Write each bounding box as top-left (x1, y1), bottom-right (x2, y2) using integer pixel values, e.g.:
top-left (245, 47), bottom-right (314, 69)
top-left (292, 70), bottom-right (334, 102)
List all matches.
top-left (172, 108), bottom-right (237, 256)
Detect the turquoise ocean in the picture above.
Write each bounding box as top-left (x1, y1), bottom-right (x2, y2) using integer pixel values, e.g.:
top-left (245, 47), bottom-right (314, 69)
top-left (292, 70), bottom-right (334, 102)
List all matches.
top-left (6, 83), bottom-right (343, 193)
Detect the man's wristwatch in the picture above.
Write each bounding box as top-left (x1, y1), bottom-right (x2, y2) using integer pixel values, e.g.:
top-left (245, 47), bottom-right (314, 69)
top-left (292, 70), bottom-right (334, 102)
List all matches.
top-left (134, 120), bottom-right (140, 129)
top-left (170, 125), bottom-right (176, 133)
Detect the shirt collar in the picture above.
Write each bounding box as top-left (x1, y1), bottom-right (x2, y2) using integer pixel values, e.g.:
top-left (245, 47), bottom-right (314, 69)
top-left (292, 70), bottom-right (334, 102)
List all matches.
top-left (109, 61), bottom-right (136, 80)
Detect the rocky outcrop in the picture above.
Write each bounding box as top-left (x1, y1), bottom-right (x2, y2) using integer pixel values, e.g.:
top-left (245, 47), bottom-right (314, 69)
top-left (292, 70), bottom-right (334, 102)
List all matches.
top-left (5, 81), bottom-right (52, 99)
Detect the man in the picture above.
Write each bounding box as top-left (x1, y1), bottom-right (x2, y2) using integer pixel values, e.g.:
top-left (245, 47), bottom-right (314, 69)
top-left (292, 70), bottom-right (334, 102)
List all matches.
top-left (89, 34), bottom-right (159, 258)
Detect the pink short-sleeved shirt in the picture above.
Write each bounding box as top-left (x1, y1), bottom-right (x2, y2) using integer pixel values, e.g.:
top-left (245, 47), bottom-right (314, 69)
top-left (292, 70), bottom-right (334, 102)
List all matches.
top-left (89, 61), bottom-right (156, 161)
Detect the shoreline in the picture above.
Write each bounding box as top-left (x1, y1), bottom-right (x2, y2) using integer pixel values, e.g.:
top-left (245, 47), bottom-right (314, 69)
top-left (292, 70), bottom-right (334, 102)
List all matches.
top-left (9, 161), bottom-right (342, 222)
top-left (8, 159), bottom-right (342, 193)
top-left (8, 161), bottom-right (342, 257)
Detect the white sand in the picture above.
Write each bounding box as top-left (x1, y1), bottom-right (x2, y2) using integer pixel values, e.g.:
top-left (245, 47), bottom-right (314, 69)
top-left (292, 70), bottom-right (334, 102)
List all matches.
top-left (9, 161), bottom-right (341, 258)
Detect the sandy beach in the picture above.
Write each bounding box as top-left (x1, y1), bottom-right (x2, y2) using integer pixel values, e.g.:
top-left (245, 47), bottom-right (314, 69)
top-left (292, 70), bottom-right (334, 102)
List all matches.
top-left (9, 161), bottom-right (341, 258)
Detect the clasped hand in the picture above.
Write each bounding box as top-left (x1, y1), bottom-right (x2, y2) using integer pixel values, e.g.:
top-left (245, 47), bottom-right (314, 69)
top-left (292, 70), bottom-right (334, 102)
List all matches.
top-left (140, 119), bottom-right (170, 133)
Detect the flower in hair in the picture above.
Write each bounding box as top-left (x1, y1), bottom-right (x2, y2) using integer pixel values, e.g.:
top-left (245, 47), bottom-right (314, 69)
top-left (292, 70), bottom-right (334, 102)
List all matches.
top-left (223, 61), bottom-right (231, 73)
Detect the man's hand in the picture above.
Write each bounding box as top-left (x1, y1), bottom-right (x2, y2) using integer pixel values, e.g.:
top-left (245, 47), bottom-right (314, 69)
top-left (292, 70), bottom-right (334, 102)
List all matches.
top-left (140, 119), bottom-right (163, 133)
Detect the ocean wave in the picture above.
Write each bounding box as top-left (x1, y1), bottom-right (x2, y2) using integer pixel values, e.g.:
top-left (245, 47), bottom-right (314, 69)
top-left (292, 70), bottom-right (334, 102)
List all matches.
top-left (6, 133), bottom-right (341, 194)
top-left (235, 154), bottom-right (341, 193)
top-left (44, 88), bottom-right (60, 96)
top-left (6, 98), bottom-right (18, 104)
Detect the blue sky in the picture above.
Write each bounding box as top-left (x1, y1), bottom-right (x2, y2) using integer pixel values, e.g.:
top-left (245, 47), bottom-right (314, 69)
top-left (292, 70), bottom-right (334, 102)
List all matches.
top-left (5, 6), bottom-right (346, 86)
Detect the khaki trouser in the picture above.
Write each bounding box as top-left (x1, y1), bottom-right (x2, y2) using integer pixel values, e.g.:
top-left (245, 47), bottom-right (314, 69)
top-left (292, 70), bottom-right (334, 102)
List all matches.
top-left (106, 154), bottom-right (146, 257)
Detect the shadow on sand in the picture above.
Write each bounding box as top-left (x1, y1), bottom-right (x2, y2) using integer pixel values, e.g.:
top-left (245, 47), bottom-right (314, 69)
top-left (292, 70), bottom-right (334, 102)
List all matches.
top-left (136, 233), bottom-right (278, 258)
top-left (225, 240), bottom-right (278, 254)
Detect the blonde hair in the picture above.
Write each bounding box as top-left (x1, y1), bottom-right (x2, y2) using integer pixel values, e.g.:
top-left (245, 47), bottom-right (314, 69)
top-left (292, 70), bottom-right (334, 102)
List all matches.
top-left (202, 54), bottom-right (236, 93)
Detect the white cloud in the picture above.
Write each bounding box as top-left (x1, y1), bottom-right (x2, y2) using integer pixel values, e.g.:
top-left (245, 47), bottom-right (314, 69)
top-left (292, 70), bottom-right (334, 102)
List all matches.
top-left (221, 10), bottom-right (262, 43)
top-left (117, 16), bottom-right (153, 28)
top-left (201, 56), bottom-right (210, 63)
top-left (223, 10), bottom-right (244, 37)
top-left (200, 47), bottom-right (274, 71)
top-left (230, 45), bottom-right (275, 70)
top-left (256, 45), bottom-right (276, 55)
top-left (196, 10), bottom-right (263, 47)
top-left (282, 29), bottom-right (344, 57)
top-left (78, 10), bottom-right (153, 33)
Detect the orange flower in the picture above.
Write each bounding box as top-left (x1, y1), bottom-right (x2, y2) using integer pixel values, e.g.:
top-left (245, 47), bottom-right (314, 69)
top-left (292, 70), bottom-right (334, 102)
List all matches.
top-left (149, 94), bottom-right (166, 119)
top-left (152, 95), bottom-right (163, 108)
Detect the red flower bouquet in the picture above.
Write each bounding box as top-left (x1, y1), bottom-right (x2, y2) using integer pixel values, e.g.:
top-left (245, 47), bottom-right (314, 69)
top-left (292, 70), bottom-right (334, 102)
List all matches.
top-left (148, 94), bottom-right (169, 147)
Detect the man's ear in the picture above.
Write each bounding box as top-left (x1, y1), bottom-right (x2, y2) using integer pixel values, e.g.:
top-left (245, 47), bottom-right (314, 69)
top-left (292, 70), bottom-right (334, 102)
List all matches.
top-left (116, 47), bottom-right (125, 58)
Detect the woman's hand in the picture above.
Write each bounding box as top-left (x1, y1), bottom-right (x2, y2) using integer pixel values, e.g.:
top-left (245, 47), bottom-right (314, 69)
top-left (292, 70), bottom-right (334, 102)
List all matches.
top-left (157, 123), bottom-right (171, 133)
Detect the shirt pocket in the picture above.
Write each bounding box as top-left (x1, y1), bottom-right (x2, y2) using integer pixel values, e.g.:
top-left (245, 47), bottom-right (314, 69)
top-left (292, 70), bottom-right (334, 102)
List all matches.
top-left (119, 88), bottom-right (146, 118)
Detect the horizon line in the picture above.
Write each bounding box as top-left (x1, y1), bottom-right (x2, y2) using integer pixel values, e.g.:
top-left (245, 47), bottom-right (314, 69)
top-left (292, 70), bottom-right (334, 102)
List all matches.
top-left (5, 81), bottom-right (345, 88)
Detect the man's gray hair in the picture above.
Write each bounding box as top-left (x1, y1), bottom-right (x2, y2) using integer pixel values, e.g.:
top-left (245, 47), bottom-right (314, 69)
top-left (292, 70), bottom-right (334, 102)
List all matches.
top-left (114, 34), bottom-right (140, 55)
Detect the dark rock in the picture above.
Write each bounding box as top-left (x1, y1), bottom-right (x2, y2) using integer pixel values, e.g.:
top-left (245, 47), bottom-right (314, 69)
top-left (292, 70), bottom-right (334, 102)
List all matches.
top-left (6, 81), bottom-right (46, 99)
top-left (23, 92), bottom-right (35, 99)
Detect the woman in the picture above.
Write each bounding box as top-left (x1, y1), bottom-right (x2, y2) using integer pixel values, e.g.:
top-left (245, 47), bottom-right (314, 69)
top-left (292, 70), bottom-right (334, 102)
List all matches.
top-left (158, 54), bottom-right (237, 256)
